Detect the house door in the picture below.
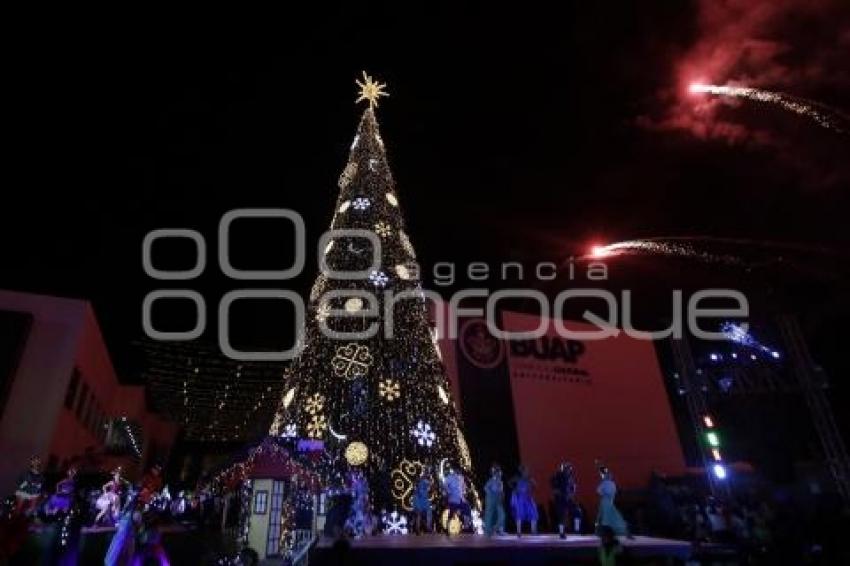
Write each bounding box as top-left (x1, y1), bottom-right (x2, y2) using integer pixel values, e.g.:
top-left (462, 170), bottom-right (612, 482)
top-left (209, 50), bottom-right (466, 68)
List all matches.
top-left (265, 480), bottom-right (287, 557)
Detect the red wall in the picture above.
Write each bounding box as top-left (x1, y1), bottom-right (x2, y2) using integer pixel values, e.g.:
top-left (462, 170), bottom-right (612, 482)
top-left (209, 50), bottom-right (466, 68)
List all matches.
top-left (501, 312), bottom-right (685, 513)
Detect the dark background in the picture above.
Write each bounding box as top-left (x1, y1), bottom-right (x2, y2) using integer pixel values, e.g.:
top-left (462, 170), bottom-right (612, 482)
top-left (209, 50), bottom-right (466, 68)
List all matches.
top-left (2, 4), bottom-right (848, 451)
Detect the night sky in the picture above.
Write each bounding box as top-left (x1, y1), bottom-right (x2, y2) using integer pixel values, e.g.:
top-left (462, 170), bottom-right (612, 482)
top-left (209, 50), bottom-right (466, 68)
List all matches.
top-left (3, 3), bottom-right (849, 432)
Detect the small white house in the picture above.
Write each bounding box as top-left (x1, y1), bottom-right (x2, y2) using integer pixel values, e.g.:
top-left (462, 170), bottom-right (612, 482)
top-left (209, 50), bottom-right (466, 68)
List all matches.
top-left (243, 449), bottom-right (320, 560)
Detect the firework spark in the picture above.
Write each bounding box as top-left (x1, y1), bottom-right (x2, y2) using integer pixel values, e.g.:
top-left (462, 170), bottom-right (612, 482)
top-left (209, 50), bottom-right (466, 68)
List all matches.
top-left (688, 83), bottom-right (849, 134)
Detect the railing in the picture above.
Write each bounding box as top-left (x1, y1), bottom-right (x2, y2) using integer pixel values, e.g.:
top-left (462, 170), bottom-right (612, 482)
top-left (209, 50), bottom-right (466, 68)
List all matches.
top-left (287, 528), bottom-right (317, 566)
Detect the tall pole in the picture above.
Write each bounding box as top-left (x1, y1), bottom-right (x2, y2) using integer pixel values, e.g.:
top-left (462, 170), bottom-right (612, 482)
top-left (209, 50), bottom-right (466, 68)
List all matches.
top-left (777, 315), bottom-right (850, 501)
top-left (669, 336), bottom-right (729, 498)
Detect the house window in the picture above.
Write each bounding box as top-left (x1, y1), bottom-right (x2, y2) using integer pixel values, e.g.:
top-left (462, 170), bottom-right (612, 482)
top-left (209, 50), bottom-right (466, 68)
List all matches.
top-left (65, 368), bottom-right (80, 409)
top-left (253, 491), bottom-right (268, 514)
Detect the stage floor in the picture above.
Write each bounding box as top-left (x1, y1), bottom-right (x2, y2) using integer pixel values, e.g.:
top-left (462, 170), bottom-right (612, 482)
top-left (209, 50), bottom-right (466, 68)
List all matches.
top-left (314, 533), bottom-right (693, 565)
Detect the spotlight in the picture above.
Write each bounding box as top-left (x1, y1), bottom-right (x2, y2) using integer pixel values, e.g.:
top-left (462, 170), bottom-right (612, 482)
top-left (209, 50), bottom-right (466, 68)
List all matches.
top-left (709, 353), bottom-right (720, 361)
top-left (771, 351), bottom-right (781, 359)
top-left (712, 464), bottom-right (727, 480)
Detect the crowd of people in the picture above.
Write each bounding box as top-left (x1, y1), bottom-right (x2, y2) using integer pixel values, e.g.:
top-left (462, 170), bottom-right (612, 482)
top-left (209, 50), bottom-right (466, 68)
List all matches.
top-left (645, 475), bottom-right (850, 563)
top-left (8, 452), bottom-right (846, 563)
top-left (1, 455), bottom-right (222, 564)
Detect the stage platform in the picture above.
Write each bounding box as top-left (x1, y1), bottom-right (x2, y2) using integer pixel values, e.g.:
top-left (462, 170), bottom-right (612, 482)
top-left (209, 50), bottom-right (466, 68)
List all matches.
top-left (312, 533), bottom-right (693, 565)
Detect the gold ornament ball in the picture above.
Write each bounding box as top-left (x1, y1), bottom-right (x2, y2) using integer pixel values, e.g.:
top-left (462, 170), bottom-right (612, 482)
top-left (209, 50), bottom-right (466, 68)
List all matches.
top-left (448, 515), bottom-right (462, 535)
top-left (345, 441), bottom-right (369, 466)
top-left (344, 297), bottom-right (364, 312)
top-left (441, 509), bottom-right (463, 535)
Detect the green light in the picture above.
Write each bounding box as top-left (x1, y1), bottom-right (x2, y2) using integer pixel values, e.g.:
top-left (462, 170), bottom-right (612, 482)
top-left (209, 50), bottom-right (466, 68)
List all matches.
top-left (706, 431), bottom-right (720, 447)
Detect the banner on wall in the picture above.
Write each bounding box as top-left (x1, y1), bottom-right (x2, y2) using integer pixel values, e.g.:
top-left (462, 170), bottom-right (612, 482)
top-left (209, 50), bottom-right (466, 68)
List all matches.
top-left (445, 311), bottom-right (686, 515)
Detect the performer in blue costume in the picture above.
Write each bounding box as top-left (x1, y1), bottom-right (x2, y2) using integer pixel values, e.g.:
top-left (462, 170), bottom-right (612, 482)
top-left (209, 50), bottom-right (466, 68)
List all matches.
top-left (594, 463), bottom-right (629, 537)
top-left (45, 466), bottom-right (77, 515)
top-left (412, 467), bottom-right (433, 534)
top-left (483, 464), bottom-right (506, 536)
top-left (509, 464), bottom-right (538, 537)
top-left (346, 469), bottom-right (371, 537)
top-left (442, 464), bottom-right (467, 536)
top-left (105, 490), bottom-right (139, 566)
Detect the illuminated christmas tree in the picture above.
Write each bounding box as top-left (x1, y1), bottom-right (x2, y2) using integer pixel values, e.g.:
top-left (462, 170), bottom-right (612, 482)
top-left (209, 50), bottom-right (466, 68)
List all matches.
top-left (269, 73), bottom-right (474, 512)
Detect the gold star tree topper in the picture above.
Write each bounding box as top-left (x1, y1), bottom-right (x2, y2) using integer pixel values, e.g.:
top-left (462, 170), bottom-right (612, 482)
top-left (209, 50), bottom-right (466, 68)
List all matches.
top-left (355, 71), bottom-right (389, 109)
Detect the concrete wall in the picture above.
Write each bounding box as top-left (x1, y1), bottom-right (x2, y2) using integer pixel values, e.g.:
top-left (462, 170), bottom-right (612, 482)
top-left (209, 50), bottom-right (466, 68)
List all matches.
top-left (0, 290), bottom-right (177, 491)
top-left (0, 290), bottom-right (85, 493)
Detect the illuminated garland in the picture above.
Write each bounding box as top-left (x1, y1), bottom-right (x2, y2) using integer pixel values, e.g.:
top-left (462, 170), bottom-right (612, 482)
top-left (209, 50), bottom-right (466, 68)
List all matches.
top-left (138, 340), bottom-right (284, 442)
top-left (239, 480), bottom-right (252, 544)
top-left (203, 438), bottom-right (322, 496)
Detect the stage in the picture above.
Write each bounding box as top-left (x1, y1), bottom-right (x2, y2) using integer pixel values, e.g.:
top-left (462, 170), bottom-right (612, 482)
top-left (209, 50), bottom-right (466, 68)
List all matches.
top-left (312, 533), bottom-right (694, 565)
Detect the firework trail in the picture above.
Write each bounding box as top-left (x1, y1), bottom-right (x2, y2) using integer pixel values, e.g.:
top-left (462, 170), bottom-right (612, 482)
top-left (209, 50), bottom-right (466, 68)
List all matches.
top-left (643, 236), bottom-right (844, 256)
top-left (689, 84), bottom-right (850, 134)
top-left (587, 239), bottom-right (744, 265)
top-left (585, 236), bottom-right (848, 268)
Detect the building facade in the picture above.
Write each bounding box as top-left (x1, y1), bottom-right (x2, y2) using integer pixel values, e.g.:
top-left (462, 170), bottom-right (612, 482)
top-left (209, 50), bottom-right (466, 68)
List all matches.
top-left (0, 289), bottom-right (177, 493)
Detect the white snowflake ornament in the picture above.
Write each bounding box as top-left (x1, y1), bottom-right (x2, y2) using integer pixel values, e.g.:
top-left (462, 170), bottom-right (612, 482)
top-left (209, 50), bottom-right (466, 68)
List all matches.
top-left (369, 270), bottom-right (389, 288)
top-left (352, 197), bottom-right (371, 211)
top-left (382, 510), bottom-right (408, 535)
top-left (411, 420), bottom-right (436, 447)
